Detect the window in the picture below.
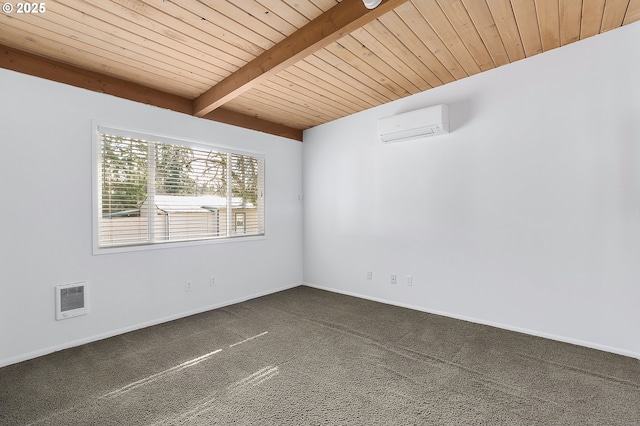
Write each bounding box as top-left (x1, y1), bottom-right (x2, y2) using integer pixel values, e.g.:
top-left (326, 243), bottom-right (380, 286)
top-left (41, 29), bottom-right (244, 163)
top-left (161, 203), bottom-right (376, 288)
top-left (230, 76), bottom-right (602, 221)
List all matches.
top-left (94, 126), bottom-right (264, 252)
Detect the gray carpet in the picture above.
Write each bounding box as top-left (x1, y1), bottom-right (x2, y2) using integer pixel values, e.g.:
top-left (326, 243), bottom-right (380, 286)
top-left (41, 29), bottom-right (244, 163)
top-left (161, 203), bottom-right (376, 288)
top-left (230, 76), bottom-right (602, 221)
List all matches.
top-left (1, 286), bottom-right (639, 425)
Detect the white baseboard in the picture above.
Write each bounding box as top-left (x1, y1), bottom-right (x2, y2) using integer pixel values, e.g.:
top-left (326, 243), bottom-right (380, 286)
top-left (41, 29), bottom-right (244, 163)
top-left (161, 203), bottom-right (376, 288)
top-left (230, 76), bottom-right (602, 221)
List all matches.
top-left (303, 283), bottom-right (640, 361)
top-left (0, 282), bottom-right (301, 368)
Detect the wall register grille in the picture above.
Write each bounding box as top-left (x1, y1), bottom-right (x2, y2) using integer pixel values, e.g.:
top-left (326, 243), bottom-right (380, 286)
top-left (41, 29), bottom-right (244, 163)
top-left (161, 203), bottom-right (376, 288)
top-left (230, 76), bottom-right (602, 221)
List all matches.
top-left (55, 282), bottom-right (88, 320)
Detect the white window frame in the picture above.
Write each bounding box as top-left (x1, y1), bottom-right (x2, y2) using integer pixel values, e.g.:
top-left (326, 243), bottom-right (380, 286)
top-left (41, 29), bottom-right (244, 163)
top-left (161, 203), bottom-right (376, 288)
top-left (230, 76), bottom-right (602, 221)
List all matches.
top-left (92, 122), bottom-right (266, 255)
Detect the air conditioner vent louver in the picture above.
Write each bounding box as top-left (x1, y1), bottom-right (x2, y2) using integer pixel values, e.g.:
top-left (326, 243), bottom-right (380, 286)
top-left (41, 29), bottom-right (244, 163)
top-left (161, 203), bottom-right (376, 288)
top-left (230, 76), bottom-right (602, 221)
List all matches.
top-left (378, 104), bottom-right (449, 143)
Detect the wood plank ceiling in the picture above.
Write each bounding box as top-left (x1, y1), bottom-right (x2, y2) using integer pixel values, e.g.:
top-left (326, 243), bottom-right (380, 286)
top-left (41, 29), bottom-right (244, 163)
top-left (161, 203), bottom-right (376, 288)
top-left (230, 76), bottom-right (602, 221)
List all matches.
top-left (1, 0), bottom-right (639, 141)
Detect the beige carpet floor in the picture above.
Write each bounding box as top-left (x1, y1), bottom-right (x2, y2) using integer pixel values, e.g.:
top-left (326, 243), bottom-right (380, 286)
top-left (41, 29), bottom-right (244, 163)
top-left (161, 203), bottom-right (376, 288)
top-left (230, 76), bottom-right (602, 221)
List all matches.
top-left (1, 286), bottom-right (639, 425)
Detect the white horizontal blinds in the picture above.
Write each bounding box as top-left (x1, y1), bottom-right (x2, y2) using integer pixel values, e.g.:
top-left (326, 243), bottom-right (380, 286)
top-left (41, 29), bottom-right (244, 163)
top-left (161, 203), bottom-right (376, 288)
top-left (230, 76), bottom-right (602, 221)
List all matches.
top-left (229, 153), bottom-right (265, 236)
top-left (99, 134), bottom-right (150, 247)
top-left (97, 130), bottom-right (264, 248)
top-left (153, 142), bottom-right (227, 242)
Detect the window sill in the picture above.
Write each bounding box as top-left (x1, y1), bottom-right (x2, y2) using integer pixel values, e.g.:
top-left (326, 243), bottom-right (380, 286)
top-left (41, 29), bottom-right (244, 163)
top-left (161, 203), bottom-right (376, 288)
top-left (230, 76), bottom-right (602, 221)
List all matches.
top-left (92, 234), bottom-right (267, 256)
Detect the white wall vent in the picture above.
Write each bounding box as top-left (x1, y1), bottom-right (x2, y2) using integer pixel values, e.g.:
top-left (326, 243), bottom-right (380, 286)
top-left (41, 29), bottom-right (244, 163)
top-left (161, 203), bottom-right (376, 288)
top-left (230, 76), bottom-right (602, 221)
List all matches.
top-left (378, 104), bottom-right (449, 143)
top-left (55, 282), bottom-right (88, 320)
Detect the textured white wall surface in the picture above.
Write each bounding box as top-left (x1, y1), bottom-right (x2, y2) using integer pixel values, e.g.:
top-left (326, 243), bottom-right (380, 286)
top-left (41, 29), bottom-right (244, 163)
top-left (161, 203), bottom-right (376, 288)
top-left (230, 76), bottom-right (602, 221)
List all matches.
top-left (0, 70), bottom-right (303, 367)
top-left (303, 22), bottom-right (640, 358)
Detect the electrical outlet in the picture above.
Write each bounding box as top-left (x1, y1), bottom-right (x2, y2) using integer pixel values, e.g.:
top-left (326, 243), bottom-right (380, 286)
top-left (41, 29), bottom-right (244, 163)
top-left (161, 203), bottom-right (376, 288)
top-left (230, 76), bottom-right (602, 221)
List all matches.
top-left (391, 274), bottom-right (397, 285)
top-left (406, 275), bottom-right (413, 286)
top-left (366, 271), bottom-right (373, 280)
top-left (210, 276), bottom-right (216, 287)
top-left (185, 281), bottom-right (192, 292)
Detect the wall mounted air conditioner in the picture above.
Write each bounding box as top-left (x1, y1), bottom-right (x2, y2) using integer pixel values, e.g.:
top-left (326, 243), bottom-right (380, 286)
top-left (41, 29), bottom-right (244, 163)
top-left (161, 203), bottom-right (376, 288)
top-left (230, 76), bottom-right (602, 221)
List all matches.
top-left (378, 104), bottom-right (449, 143)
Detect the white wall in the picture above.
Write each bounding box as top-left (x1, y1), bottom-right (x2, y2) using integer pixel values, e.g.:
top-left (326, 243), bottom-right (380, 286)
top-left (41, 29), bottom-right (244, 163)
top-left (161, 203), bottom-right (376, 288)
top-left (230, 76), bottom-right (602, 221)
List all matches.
top-left (0, 69), bottom-right (303, 367)
top-left (303, 22), bottom-right (640, 359)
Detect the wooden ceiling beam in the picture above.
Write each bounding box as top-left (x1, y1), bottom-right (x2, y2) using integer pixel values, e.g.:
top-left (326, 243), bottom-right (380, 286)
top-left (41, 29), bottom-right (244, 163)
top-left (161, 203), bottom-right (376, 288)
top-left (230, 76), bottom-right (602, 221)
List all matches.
top-left (192, 0), bottom-right (410, 117)
top-left (203, 108), bottom-right (303, 141)
top-left (0, 44), bottom-right (302, 141)
top-left (0, 44), bottom-right (192, 115)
